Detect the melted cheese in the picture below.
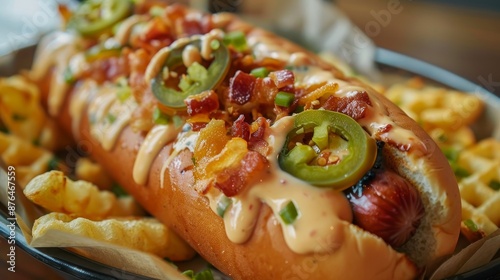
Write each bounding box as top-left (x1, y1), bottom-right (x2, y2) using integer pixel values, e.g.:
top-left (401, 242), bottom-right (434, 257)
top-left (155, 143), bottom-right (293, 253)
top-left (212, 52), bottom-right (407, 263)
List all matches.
top-left (133, 124), bottom-right (179, 185)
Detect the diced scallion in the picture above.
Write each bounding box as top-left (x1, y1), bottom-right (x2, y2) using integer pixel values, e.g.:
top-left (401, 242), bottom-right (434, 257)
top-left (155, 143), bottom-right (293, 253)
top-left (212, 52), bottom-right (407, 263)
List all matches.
top-left (223, 31), bottom-right (247, 52)
top-left (463, 219), bottom-right (478, 232)
top-left (216, 196), bottom-right (232, 217)
top-left (279, 201), bottom-right (299, 225)
top-left (152, 107), bottom-right (170, 125)
top-left (111, 182), bottom-right (129, 197)
top-left (250, 67), bottom-right (270, 78)
top-left (116, 87), bottom-right (131, 102)
top-left (64, 67), bottom-right (75, 84)
top-left (274, 91), bottom-right (295, 107)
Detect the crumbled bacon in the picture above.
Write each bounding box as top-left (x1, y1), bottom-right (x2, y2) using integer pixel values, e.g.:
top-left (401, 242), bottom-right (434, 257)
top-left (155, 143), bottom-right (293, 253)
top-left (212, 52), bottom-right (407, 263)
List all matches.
top-left (229, 71), bottom-right (256, 105)
top-left (248, 117), bottom-right (269, 155)
top-left (269, 69), bottom-right (294, 89)
top-left (185, 90), bottom-right (219, 116)
top-left (132, 17), bottom-right (174, 53)
top-left (253, 77), bottom-right (278, 105)
top-left (322, 91), bottom-right (372, 120)
top-left (190, 122), bottom-right (208, 131)
top-left (214, 151), bottom-right (268, 197)
top-left (231, 115), bottom-right (250, 141)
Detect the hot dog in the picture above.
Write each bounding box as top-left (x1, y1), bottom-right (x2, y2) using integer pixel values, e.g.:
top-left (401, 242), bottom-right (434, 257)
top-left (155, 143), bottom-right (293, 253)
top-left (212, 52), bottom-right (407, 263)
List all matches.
top-left (27, 1), bottom-right (461, 279)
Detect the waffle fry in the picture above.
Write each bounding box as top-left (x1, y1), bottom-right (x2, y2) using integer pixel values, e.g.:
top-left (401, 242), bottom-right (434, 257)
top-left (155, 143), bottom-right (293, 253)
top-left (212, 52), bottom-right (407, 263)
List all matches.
top-left (24, 170), bottom-right (144, 219)
top-left (0, 132), bottom-right (52, 187)
top-left (382, 77), bottom-right (483, 149)
top-left (32, 212), bottom-right (196, 260)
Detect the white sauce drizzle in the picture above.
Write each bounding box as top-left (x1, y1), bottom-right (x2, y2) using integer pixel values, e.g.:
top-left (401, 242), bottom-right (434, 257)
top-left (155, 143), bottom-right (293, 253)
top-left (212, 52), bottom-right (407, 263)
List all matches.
top-left (159, 127), bottom-right (198, 188)
top-left (87, 85), bottom-right (138, 151)
top-left (69, 80), bottom-right (98, 138)
top-left (133, 124), bottom-right (180, 185)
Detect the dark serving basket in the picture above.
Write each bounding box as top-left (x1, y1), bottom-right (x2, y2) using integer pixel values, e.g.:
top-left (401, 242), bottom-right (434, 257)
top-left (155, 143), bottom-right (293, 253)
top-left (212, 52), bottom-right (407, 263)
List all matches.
top-left (0, 45), bottom-right (499, 279)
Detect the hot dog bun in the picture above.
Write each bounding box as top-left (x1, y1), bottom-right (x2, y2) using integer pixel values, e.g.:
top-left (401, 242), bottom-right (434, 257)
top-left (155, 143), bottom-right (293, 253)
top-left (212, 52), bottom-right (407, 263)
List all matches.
top-left (32, 3), bottom-right (460, 279)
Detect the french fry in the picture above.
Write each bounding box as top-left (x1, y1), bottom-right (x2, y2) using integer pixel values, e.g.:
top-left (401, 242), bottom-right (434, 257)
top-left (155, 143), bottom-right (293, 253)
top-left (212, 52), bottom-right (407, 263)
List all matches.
top-left (32, 213), bottom-right (196, 260)
top-left (0, 132), bottom-right (52, 187)
top-left (24, 171), bottom-right (143, 218)
top-left (75, 157), bottom-right (113, 190)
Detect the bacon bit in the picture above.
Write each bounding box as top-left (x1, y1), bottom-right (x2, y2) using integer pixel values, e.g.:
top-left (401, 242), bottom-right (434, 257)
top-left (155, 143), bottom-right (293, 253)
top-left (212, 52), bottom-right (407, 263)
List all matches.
top-left (231, 115), bottom-right (250, 141)
top-left (248, 117), bottom-right (269, 155)
top-left (229, 71), bottom-right (257, 105)
top-left (253, 77), bottom-right (278, 105)
top-left (377, 124), bottom-right (393, 134)
top-left (322, 91), bottom-right (372, 120)
top-left (215, 151), bottom-right (268, 197)
top-left (133, 17), bottom-right (174, 53)
top-left (269, 69), bottom-right (294, 89)
top-left (185, 90), bottom-right (219, 116)
top-left (190, 122), bottom-right (208, 131)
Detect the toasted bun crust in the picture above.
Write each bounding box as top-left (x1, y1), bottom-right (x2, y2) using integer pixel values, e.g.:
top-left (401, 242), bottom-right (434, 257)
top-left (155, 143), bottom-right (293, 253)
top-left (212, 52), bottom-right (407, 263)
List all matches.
top-left (39, 6), bottom-right (460, 280)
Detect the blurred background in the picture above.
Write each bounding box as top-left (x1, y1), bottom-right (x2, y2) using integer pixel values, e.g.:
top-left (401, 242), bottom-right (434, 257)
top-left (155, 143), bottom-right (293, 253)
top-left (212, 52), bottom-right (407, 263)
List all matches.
top-left (0, 0), bottom-right (499, 94)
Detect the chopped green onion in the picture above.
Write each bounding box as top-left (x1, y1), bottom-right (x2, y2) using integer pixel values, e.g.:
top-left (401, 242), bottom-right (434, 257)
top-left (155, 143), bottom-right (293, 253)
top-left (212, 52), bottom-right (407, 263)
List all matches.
top-left (223, 31), bottom-right (247, 52)
top-left (111, 182), bottom-right (129, 197)
top-left (275, 91), bottom-right (295, 107)
top-left (279, 201), bottom-right (299, 225)
top-left (250, 67), bottom-right (270, 78)
top-left (489, 179), bottom-right (500, 191)
top-left (48, 157), bottom-right (59, 171)
top-left (182, 268), bottom-right (214, 280)
top-left (216, 196), bottom-right (232, 217)
top-left (453, 164), bottom-right (470, 179)
top-left (294, 105), bottom-right (304, 113)
top-left (64, 67), bottom-right (75, 84)
top-left (442, 147), bottom-right (460, 162)
top-left (464, 219), bottom-right (478, 232)
top-left (107, 113), bottom-right (117, 124)
top-left (116, 87), bottom-right (131, 102)
top-left (152, 107), bottom-right (170, 125)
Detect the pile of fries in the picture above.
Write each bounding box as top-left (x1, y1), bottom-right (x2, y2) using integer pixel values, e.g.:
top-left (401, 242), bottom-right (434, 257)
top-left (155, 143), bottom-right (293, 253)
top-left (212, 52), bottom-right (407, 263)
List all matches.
top-left (0, 75), bottom-right (195, 262)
